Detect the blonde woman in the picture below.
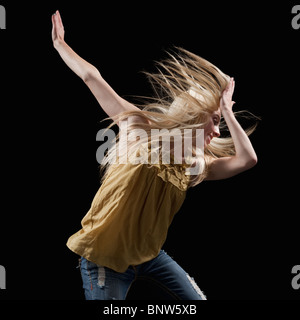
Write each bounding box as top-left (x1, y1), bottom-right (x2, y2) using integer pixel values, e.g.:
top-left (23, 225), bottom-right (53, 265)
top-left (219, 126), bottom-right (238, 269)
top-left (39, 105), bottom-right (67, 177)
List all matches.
top-left (52, 10), bottom-right (257, 300)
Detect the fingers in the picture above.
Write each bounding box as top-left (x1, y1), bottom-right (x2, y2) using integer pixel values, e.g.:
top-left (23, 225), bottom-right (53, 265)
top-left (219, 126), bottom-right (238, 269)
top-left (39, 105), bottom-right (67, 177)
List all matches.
top-left (226, 77), bottom-right (235, 94)
top-left (52, 10), bottom-right (63, 29)
top-left (221, 78), bottom-right (235, 104)
top-left (51, 13), bottom-right (56, 39)
top-left (51, 12), bottom-right (55, 26)
top-left (56, 10), bottom-right (64, 29)
top-left (52, 12), bottom-right (58, 29)
top-left (231, 77), bottom-right (235, 92)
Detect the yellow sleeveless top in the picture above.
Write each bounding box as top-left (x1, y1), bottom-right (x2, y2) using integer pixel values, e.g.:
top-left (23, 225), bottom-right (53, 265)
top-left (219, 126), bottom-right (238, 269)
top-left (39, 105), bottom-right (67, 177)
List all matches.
top-left (67, 158), bottom-right (191, 273)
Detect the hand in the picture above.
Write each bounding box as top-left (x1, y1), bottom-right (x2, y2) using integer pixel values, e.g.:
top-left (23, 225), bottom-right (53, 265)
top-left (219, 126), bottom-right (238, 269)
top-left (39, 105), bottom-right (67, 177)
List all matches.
top-left (51, 10), bottom-right (65, 47)
top-left (220, 77), bottom-right (235, 113)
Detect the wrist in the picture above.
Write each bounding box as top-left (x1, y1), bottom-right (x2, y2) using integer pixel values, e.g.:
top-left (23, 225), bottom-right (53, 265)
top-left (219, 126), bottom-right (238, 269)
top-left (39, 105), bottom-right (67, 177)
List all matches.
top-left (53, 38), bottom-right (66, 50)
top-left (221, 107), bottom-right (234, 118)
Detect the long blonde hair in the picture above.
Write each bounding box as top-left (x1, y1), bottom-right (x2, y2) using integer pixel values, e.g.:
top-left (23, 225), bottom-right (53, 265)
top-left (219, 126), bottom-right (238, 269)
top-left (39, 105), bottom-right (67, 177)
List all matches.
top-left (98, 47), bottom-right (256, 188)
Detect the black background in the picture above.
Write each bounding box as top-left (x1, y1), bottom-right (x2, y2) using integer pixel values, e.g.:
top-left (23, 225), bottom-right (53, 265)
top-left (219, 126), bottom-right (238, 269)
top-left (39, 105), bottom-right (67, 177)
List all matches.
top-left (0, 1), bottom-right (299, 303)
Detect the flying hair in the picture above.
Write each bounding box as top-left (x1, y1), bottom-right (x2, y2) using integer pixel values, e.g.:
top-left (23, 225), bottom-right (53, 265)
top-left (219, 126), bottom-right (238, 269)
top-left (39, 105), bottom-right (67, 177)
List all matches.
top-left (98, 47), bottom-right (258, 187)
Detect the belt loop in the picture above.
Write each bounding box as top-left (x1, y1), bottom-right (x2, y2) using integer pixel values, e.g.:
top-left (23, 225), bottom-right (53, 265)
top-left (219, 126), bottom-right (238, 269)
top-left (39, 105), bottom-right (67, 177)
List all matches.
top-left (76, 257), bottom-right (82, 270)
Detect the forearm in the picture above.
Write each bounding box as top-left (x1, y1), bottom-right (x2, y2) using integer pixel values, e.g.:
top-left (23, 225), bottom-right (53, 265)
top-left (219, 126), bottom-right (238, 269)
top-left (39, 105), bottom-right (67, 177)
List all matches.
top-left (54, 40), bottom-right (100, 82)
top-left (222, 109), bottom-right (257, 165)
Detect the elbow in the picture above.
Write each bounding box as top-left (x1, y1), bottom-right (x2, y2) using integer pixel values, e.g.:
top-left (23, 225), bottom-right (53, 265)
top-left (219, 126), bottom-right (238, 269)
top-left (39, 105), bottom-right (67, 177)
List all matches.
top-left (82, 73), bottom-right (89, 83)
top-left (82, 68), bottom-right (101, 83)
top-left (82, 72), bottom-right (94, 83)
top-left (82, 71), bottom-right (93, 83)
top-left (245, 154), bottom-right (258, 169)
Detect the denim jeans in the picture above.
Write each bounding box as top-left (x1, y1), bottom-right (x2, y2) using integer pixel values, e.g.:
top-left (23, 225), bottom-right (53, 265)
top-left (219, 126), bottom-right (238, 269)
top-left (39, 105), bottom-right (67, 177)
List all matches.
top-left (79, 250), bottom-right (206, 300)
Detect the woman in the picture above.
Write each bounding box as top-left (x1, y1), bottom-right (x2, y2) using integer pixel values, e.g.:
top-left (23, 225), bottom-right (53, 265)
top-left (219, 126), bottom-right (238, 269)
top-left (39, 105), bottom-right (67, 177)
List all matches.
top-left (51, 10), bottom-right (257, 300)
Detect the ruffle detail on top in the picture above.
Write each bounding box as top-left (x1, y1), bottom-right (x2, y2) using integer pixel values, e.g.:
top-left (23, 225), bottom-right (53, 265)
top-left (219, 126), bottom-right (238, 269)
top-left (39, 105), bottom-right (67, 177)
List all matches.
top-left (151, 163), bottom-right (190, 191)
top-left (134, 144), bottom-right (191, 191)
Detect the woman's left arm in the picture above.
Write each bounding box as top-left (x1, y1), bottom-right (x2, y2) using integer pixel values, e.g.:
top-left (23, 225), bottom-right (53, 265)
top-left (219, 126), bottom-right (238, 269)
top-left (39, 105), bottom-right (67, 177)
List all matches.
top-left (205, 78), bottom-right (257, 180)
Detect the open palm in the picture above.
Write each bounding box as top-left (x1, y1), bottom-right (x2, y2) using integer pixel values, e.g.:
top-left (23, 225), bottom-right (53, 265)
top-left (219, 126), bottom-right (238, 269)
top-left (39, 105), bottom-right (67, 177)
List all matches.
top-left (51, 10), bottom-right (65, 45)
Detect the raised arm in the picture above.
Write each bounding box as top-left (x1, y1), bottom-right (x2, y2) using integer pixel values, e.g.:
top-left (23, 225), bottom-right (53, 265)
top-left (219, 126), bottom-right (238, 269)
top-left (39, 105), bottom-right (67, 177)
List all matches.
top-left (206, 78), bottom-right (257, 180)
top-left (51, 10), bottom-right (143, 126)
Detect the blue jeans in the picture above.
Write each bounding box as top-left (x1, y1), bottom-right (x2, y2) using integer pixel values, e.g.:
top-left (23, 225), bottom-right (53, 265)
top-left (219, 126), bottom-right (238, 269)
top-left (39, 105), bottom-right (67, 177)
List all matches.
top-left (79, 250), bottom-right (206, 300)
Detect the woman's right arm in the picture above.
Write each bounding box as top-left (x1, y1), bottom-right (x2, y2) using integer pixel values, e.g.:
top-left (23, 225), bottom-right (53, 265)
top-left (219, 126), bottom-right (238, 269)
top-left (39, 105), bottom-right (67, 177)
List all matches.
top-left (51, 10), bottom-right (143, 125)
